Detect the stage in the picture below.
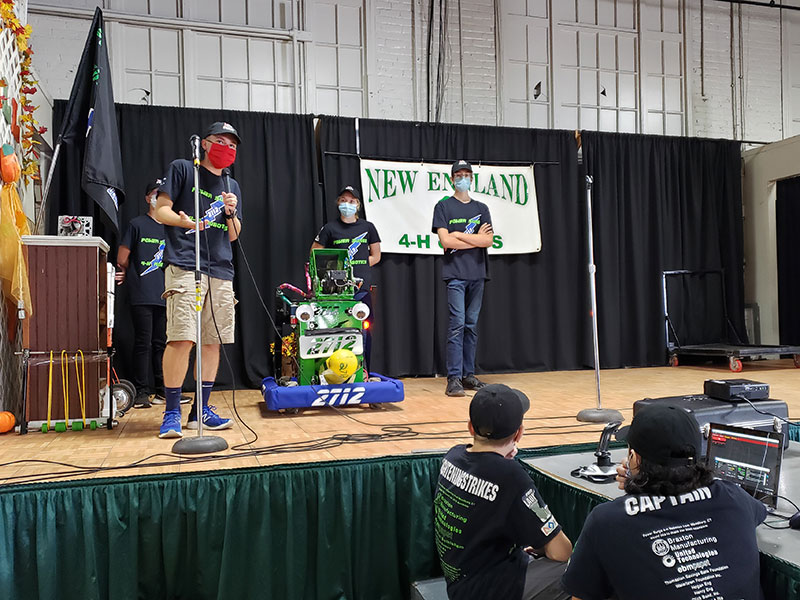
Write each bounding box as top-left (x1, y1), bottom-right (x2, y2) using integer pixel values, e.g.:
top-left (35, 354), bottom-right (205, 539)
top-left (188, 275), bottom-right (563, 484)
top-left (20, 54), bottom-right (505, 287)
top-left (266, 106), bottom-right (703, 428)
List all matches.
top-left (2, 360), bottom-right (799, 485)
top-left (2, 360), bottom-right (800, 600)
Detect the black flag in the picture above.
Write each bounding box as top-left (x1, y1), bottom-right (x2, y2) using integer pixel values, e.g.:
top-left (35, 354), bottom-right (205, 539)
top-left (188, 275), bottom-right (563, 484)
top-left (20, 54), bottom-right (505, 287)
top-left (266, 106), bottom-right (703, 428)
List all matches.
top-left (56, 7), bottom-right (125, 233)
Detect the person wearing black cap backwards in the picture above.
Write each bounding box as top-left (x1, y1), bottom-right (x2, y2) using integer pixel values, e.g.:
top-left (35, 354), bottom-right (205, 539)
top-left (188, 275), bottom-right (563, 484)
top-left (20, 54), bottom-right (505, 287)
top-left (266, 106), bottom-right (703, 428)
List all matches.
top-left (432, 160), bottom-right (494, 397)
top-left (562, 404), bottom-right (767, 600)
top-left (434, 384), bottom-right (572, 600)
top-left (153, 122), bottom-right (242, 438)
top-left (116, 179), bottom-right (169, 409)
top-left (311, 185), bottom-right (381, 374)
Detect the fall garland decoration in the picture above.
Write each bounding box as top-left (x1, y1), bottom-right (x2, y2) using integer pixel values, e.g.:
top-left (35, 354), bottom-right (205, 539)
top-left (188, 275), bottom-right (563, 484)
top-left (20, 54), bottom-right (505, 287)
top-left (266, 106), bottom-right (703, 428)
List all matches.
top-left (1, 0), bottom-right (45, 186)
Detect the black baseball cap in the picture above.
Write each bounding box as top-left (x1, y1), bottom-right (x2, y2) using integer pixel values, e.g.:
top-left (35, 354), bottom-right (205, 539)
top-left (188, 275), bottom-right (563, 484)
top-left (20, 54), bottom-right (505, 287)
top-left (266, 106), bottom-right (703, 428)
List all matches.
top-left (469, 384), bottom-right (530, 440)
top-left (451, 159), bottom-right (473, 176)
top-left (144, 178), bottom-right (164, 197)
top-left (204, 121), bottom-right (241, 145)
top-left (617, 404), bottom-right (702, 467)
top-left (338, 185), bottom-right (361, 200)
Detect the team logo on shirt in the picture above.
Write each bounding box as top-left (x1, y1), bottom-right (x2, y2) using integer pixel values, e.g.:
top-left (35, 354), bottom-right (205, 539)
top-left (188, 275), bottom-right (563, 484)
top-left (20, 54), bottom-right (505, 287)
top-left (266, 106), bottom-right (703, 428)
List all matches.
top-left (140, 240), bottom-right (165, 276)
top-left (463, 214), bottom-right (482, 234)
top-left (347, 232), bottom-right (368, 261)
top-left (186, 198), bottom-right (226, 234)
top-left (448, 214), bottom-right (482, 255)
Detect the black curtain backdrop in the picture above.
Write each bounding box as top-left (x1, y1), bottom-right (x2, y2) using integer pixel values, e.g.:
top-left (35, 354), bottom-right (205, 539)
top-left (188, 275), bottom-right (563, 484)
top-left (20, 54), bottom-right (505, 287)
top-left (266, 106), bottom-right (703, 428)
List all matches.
top-left (320, 117), bottom-right (589, 376)
top-left (777, 176), bottom-right (800, 345)
top-left (47, 105), bottom-right (747, 384)
top-left (581, 131), bottom-right (746, 368)
top-left (51, 102), bottom-right (322, 388)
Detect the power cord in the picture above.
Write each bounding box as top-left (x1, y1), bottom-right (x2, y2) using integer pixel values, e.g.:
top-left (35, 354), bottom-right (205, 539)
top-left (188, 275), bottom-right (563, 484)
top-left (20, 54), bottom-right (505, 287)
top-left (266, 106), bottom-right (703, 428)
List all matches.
top-left (201, 217), bottom-right (260, 450)
top-left (733, 394), bottom-right (800, 427)
top-left (0, 422), bottom-right (610, 486)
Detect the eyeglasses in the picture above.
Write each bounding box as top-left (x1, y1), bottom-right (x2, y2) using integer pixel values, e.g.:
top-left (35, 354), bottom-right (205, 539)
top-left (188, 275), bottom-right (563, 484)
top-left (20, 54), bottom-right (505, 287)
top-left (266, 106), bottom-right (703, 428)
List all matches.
top-left (207, 136), bottom-right (237, 149)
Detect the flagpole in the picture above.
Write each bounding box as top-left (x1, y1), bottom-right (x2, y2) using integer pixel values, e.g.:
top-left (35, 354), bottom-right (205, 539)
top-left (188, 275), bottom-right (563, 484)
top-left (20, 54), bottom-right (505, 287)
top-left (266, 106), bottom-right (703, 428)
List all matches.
top-left (33, 137), bottom-right (62, 234)
top-left (172, 135), bottom-right (227, 455)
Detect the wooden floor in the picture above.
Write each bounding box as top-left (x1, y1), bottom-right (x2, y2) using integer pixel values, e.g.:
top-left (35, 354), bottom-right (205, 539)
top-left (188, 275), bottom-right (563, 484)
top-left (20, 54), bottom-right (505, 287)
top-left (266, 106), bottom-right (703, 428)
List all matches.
top-left (1, 359), bottom-right (799, 486)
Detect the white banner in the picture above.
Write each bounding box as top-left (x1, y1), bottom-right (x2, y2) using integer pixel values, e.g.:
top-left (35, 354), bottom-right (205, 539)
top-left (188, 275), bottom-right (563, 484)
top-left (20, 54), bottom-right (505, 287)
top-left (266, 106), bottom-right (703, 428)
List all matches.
top-left (359, 159), bottom-right (541, 255)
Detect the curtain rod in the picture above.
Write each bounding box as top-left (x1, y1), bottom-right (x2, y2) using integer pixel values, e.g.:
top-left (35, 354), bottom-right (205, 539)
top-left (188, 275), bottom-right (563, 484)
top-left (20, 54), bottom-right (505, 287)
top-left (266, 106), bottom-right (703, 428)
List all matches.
top-left (322, 151), bottom-right (559, 166)
top-left (712, 0), bottom-right (800, 11)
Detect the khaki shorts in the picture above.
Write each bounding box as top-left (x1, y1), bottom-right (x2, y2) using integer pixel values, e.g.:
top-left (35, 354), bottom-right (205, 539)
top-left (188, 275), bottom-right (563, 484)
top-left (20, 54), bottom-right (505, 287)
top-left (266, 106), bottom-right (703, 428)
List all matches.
top-left (163, 265), bottom-right (236, 345)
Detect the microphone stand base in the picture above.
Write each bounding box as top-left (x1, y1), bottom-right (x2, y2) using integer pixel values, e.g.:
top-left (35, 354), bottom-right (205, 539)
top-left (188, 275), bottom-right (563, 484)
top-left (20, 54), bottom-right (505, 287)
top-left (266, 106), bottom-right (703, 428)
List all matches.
top-left (577, 408), bottom-right (624, 423)
top-left (172, 435), bottom-right (228, 455)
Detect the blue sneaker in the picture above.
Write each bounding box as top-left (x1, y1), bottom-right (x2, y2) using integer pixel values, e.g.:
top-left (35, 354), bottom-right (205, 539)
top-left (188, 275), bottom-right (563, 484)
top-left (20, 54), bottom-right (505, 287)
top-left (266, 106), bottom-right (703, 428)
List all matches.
top-left (186, 405), bottom-right (232, 431)
top-left (158, 409), bottom-right (183, 438)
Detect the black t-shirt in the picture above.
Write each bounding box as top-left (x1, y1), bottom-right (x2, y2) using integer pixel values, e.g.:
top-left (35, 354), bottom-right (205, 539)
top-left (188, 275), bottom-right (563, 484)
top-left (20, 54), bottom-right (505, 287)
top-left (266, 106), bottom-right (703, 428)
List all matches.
top-left (119, 214), bottom-right (166, 306)
top-left (314, 218), bottom-right (381, 285)
top-left (562, 480), bottom-right (767, 600)
top-left (434, 445), bottom-right (562, 600)
top-left (431, 196), bottom-right (492, 281)
top-left (159, 159), bottom-right (243, 281)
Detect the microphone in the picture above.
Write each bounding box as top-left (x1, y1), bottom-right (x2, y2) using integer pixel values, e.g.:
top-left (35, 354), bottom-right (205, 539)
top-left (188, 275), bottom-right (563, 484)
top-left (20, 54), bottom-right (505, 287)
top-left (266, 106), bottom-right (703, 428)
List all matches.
top-left (190, 134), bottom-right (201, 159)
top-left (222, 167), bottom-right (231, 194)
top-left (222, 167), bottom-right (237, 221)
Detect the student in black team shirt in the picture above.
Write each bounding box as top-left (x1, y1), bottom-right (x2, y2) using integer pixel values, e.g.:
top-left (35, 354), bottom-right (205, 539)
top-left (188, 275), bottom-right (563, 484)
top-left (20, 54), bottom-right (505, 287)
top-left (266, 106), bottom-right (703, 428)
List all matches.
top-left (154, 122), bottom-right (242, 439)
top-left (562, 404), bottom-right (767, 600)
top-left (434, 384), bottom-right (572, 600)
top-left (116, 179), bottom-right (169, 409)
top-left (432, 160), bottom-right (494, 397)
top-left (311, 185), bottom-right (381, 372)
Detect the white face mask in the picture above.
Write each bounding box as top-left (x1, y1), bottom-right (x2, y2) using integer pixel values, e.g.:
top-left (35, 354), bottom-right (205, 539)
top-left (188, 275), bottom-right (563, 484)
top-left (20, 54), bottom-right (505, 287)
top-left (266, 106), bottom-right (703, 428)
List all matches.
top-left (149, 194), bottom-right (158, 208)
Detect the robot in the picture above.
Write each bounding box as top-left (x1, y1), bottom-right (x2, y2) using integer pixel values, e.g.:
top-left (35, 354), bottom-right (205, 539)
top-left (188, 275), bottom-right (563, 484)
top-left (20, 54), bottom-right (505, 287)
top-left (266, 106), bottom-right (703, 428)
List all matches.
top-left (261, 249), bottom-right (404, 413)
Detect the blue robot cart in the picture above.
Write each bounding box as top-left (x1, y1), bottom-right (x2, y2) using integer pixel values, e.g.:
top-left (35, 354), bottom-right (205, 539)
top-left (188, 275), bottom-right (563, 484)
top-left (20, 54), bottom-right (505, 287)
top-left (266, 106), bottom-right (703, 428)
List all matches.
top-left (261, 374), bottom-right (404, 412)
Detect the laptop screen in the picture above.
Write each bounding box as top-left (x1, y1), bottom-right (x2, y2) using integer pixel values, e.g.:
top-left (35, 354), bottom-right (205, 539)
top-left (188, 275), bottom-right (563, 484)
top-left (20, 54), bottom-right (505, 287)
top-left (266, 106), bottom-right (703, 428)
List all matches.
top-left (705, 423), bottom-right (783, 509)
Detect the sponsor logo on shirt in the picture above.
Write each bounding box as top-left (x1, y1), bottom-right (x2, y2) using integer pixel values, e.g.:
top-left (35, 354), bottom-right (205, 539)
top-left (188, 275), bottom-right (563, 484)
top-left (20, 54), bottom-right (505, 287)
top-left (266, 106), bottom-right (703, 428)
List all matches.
top-left (521, 488), bottom-right (554, 522)
top-left (540, 517), bottom-right (558, 536)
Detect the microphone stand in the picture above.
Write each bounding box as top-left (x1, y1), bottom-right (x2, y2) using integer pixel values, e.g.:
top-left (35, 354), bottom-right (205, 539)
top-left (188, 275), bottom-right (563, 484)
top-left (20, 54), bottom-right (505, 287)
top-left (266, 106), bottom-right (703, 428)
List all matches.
top-left (577, 175), bottom-right (623, 424)
top-left (173, 136), bottom-right (228, 454)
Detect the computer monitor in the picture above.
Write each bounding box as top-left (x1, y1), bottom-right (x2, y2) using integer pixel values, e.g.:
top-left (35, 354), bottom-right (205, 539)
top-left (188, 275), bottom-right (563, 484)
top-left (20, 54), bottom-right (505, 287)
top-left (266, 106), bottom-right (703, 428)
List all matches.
top-left (705, 423), bottom-right (783, 509)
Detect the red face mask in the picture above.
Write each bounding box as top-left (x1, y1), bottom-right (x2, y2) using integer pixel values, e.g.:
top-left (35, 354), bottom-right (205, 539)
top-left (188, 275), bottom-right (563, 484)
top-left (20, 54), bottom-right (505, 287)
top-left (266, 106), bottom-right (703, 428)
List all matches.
top-left (206, 142), bottom-right (236, 169)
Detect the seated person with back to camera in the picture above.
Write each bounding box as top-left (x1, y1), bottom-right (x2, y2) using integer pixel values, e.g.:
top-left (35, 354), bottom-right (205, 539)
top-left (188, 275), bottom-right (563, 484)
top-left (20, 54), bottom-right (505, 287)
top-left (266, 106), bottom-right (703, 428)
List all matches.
top-left (434, 383), bottom-right (572, 600)
top-left (561, 404), bottom-right (767, 600)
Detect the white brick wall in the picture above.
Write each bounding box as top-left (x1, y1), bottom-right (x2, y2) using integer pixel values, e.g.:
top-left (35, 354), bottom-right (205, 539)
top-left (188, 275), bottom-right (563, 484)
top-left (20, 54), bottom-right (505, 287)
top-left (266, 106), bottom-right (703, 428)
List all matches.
top-left (737, 6), bottom-right (783, 142)
top-left (459, 0), bottom-right (497, 126)
top-left (29, 14), bottom-right (93, 101)
top-left (368, 0), bottom-right (497, 125)
top-left (26, 1), bottom-right (797, 141)
top-left (687, 2), bottom-right (783, 142)
top-left (368, 0), bottom-right (417, 120)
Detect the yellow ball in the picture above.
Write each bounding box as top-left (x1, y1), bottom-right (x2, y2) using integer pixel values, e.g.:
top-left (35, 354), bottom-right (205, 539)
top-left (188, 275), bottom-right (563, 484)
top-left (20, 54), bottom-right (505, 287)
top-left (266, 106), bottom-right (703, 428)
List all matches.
top-left (325, 349), bottom-right (359, 383)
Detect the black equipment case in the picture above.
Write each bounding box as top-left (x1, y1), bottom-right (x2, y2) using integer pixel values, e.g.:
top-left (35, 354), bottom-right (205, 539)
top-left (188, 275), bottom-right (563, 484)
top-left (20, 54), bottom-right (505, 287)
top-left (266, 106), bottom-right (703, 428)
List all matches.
top-left (633, 394), bottom-right (789, 457)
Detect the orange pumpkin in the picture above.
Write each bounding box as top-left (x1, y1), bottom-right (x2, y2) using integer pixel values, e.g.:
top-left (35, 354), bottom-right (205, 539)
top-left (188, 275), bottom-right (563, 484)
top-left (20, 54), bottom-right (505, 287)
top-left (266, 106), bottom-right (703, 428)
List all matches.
top-left (0, 411), bottom-right (15, 433)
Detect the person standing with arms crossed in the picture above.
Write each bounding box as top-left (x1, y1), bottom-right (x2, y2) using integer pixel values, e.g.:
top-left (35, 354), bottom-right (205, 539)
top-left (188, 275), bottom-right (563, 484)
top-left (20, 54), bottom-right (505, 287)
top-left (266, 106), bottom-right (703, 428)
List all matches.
top-left (432, 160), bottom-right (494, 397)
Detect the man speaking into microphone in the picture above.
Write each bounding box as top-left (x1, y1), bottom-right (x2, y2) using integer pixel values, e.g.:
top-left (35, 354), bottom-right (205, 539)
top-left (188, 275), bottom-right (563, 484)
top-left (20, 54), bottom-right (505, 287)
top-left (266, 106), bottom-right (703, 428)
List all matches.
top-left (154, 121), bottom-right (242, 439)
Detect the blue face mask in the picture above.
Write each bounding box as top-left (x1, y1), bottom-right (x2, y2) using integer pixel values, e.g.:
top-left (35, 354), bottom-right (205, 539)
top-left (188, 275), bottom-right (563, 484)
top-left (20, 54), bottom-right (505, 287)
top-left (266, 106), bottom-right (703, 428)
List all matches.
top-left (454, 177), bottom-right (471, 192)
top-left (338, 203), bottom-right (358, 217)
